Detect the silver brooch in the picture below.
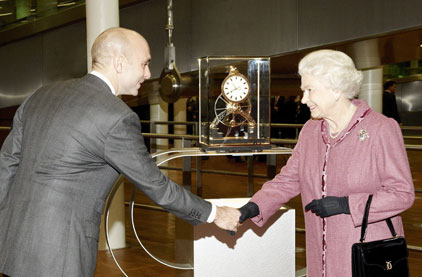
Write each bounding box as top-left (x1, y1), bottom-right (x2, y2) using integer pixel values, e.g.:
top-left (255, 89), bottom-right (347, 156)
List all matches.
top-left (358, 128), bottom-right (369, 141)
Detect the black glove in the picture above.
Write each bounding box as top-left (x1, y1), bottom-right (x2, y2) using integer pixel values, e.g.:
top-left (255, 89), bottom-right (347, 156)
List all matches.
top-left (238, 202), bottom-right (260, 223)
top-left (226, 202), bottom-right (259, 236)
top-left (305, 196), bottom-right (350, 218)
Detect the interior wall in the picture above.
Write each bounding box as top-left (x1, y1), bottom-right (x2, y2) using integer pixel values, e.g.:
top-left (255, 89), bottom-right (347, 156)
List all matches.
top-left (0, 35), bottom-right (43, 107)
top-left (0, 21), bottom-right (87, 108)
top-left (298, 0), bottom-right (422, 48)
top-left (0, 0), bottom-right (422, 108)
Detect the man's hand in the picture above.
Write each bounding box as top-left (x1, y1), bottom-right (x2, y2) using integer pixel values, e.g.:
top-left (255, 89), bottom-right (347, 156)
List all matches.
top-left (213, 206), bottom-right (241, 232)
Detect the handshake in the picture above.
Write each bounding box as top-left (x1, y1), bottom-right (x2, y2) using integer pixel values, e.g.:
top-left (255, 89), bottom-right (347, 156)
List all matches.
top-left (213, 202), bottom-right (259, 235)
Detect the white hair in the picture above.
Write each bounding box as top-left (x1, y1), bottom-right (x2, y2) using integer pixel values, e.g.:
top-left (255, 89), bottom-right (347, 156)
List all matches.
top-left (298, 49), bottom-right (363, 99)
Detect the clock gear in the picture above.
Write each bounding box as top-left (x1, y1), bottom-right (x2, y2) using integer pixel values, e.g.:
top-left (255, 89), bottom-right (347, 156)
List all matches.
top-left (210, 66), bottom-right (256, 137)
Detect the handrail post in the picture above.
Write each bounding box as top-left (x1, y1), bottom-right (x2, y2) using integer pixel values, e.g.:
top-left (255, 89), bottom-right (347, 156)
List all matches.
top-left (247, 156), bottom-right (254, 196)
top-left (182, 138), bottom-right (192, 191)
top-left (194, 121), bottom-right (199, 138)
top-left (266, 154), bottom-right (277, 180)
top-left (196, 156), bottom-right (202, 196)
top-left (150, 121), bottom-right (156, 153)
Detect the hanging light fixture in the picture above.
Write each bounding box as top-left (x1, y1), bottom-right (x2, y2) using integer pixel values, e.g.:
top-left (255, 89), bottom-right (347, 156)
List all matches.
top-left (159, 0), bottom-right (182, 103)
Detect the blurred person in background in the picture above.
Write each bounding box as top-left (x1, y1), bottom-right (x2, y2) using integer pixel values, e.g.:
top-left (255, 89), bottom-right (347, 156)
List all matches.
top-left (382, 80), bottom-right (401, 124)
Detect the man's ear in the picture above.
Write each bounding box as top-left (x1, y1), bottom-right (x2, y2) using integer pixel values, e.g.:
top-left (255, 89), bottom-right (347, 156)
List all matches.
top-left (113, 54), bottom-right (125, 73)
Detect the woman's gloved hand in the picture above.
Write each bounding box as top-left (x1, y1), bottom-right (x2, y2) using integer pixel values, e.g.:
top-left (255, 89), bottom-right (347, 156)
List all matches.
top-left (238, 202), bottom-right (260, 223)
top-left (305, 196), bottom-right (350, 218)
top-left (226, 202), bottom-right (260, 236)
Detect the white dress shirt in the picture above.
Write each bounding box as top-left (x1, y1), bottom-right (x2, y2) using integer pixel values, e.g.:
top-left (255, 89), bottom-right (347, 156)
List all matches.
top-left (90, 71), bottom-right (116, 95)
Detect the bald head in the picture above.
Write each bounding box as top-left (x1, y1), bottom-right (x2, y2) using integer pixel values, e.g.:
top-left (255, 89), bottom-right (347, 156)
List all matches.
top-left (91, 27), bottom-right (147, 70)
top-left (90, 27), bottom-right (151, 96)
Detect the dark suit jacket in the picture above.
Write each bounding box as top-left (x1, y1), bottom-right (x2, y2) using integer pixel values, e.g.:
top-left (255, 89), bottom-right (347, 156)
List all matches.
top-left (382, 91), bottom-right (401, 123)
top-left (0, 74), bottom-right (211, 276)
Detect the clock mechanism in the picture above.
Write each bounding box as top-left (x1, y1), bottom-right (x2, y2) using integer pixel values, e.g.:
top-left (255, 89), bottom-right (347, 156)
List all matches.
top-left (210, 66), bottom-right (256, 138)
top-left (199, 56), bottom-right (271, 152)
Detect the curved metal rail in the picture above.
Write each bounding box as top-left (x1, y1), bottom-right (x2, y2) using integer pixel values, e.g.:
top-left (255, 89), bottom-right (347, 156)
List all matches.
top-left (104, 174), bottom-right (128, 276)
top-left (105, 146), bottom-right (293, 275)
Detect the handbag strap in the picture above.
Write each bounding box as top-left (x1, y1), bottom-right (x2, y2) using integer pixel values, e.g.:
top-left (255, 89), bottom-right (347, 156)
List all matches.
top-left (359, 194), bottom-right (397, 243)
top-left (385, 218), bottom-right (397, 237)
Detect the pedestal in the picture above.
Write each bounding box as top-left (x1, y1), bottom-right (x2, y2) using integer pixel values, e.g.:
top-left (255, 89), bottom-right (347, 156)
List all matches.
top-left (176, 198), bottom-right (296, 277)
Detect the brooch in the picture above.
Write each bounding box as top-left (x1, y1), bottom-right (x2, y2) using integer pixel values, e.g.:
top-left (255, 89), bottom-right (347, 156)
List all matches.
top-left (357, 128), bottom-right (369, 141)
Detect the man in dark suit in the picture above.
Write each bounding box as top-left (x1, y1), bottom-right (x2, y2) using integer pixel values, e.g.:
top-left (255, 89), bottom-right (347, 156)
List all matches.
top-left (382, 80), bottom-right (401, 124)
top-left (0, 27), bottom-right (240, 277)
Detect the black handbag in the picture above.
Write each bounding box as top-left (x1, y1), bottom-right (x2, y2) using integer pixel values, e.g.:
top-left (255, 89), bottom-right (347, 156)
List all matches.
top-left (351, 194), bottom-right (409, 276)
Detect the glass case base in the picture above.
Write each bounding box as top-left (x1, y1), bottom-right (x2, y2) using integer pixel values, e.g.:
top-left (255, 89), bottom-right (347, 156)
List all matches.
top-left (200, 144), bottom-right (271, 153)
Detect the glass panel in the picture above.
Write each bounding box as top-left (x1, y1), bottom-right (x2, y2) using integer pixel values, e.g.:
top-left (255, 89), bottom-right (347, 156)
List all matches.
top-left (199, 56), bottom-right (271, 152)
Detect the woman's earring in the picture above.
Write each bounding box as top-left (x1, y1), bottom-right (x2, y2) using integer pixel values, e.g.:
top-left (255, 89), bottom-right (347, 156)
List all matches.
top-left (332, 89), bottom-right (341, 101)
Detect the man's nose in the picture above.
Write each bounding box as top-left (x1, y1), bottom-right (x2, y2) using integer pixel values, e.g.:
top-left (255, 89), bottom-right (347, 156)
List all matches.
top-left (145, 65), bottom-right (151, 80)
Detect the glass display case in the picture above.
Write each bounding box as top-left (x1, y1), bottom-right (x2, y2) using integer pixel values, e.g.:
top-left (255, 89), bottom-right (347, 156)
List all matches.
top-left (199, 56), bottom-right (271, 152)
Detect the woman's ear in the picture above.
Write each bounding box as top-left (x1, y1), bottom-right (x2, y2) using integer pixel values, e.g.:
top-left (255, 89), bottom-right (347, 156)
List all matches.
top-left (331, 89), bottom-right (341, 101)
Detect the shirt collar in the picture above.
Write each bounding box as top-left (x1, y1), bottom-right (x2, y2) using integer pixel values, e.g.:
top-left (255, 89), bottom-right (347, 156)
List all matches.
top-left (90, 71), bottom-right (116, 96)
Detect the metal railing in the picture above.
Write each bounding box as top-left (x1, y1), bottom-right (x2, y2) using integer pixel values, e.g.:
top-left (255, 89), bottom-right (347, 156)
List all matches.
top-left (136, 121), bottom-right (422, 254)
top-left (137, 120), bottom-right (422, 148)
top-left (2, 121), bottom-right (421, 254)
top-left (1, 122), bottom-right (421, 185)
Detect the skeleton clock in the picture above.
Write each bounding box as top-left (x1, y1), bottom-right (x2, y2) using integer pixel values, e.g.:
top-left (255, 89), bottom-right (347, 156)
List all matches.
top-left (210, 66), bottom-right (256, 132)
top-left (199, 57), bottom-right (271, 152)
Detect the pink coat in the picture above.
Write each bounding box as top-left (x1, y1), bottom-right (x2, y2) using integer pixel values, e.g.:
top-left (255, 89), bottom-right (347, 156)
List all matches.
top-left (250, 99), bottom-right (414, 277)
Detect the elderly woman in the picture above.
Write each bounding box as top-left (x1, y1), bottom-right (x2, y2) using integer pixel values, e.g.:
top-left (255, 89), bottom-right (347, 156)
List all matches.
top-left (238, 50), bottom-right (415, 276)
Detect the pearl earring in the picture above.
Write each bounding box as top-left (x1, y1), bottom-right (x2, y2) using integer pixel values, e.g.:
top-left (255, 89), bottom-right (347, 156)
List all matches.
top-left (335, 93), bottom-right (340, 101)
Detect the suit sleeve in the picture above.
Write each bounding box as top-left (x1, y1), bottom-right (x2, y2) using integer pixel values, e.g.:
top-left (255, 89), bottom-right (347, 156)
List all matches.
top-left (103, 112), bottom-right (211, 225)
top-left (0, 102), bottom-right (25, 205)
top-left (349, 118), bottom-right (414, 226)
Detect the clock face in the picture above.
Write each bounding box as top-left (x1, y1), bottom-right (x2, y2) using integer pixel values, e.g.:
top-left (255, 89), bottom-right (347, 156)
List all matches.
top-left (222, 73), bottom-right (250, 103)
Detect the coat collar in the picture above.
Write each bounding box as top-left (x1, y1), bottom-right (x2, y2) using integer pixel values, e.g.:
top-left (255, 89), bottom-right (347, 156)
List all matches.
top-left (89, 71), bottom-right (116, 96)
top-left (81, 74), bottom-right (114, 96)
